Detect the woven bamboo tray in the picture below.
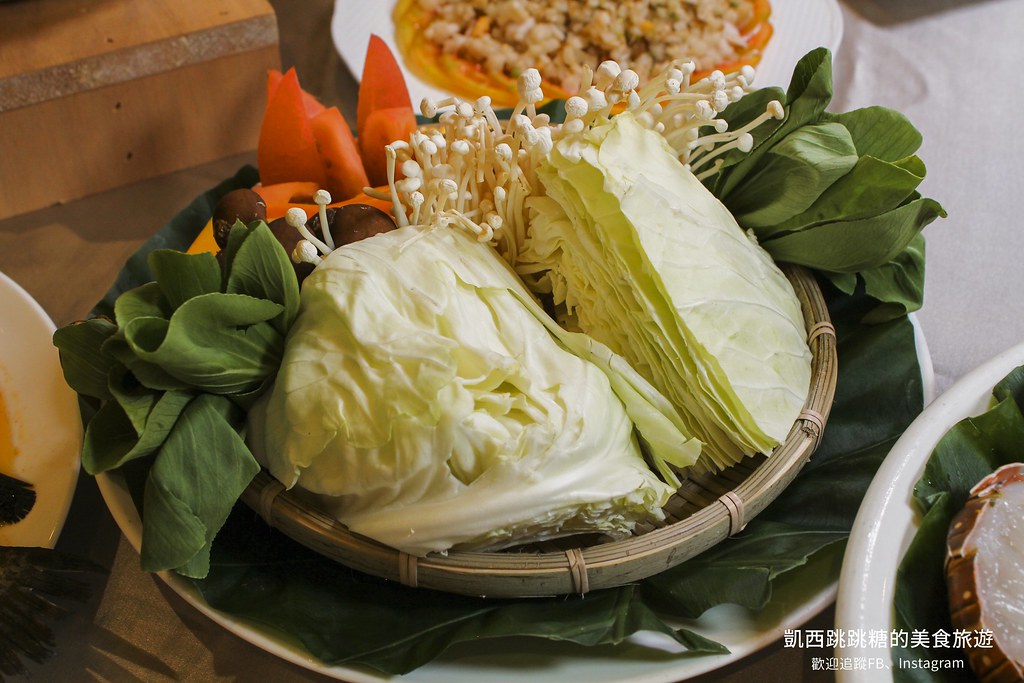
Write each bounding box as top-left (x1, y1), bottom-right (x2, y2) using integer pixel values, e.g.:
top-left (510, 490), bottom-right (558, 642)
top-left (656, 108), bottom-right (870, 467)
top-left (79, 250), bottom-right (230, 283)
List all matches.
top-left (240, 264), bottom-right (838, 598)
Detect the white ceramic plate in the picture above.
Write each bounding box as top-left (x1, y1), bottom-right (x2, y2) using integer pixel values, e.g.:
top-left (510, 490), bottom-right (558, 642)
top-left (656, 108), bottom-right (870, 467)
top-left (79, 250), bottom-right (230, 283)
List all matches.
top-left (331, 0), bottom-right (844, 104)
top-left (0, 271), bottom-right (82, 548)
top-left (95, 466), bottom-right (839, 683)
top-left (94, 319), bottom-right (932, 683)
top-left (834, 340), bottom-right (1024, 683)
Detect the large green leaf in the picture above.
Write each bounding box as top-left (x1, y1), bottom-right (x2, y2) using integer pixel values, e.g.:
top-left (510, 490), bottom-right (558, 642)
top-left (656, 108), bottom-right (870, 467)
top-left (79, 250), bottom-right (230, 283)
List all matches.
top-left (149, 249), bottom-right (223, 310)
top-left (113, 282), bottom-right (171, 328)
top-left (197, 509), bottom-right (724, 674)
top-left (107, 363), bottom-right (160, 434)
top-left (826, 233), bottom-right (926, 324)
top-left (825, 106), bottom-right (922, 162)
top-left (81, 400), bottom-right (141, 475)
top-left (641, 522), bottom-right (847, 617)
top-left (913, 393), bottom-right (1024, 510)
top-left (52, 317), bottom-right (119, 400)
top-left (223, 222), bottom-right (300, 335)
top-left (729, 122), bottom-right (858, 228)
top-left (784, 47), bottom-right (835, 122)
top-left (762, 305), bottom-right (923, 531)
top-left (891, 493), bottom-right (970, 682)
top-left (763, 197), bottom-right (945, 272)
top-left (705, 85), bottom-right (787, 188)
top-left (81, 388), bottom-right (194, 475)
top-left (765, 155), bottom-right (928, 238)
top-left (122, 293), bottom-right (284, 394)
top-left (717, 48), bottom-right (834, 201)
top-left (140, 394), bottom-right (259, 576)
top-left (102, 330), bottom-right (193, 392)
top-left (993, 364), bottom-right (1024, 405)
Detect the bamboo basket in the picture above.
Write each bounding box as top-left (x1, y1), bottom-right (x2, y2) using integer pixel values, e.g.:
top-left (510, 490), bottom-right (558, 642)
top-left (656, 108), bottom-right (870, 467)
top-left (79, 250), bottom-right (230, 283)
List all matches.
top-left (240, 264), bottom-right (838, 598)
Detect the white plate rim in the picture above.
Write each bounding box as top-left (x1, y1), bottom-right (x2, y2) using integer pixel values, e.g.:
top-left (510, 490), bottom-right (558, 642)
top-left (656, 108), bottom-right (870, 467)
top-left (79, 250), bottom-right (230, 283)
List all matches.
top-left (0, 270), bottom-right (82, 549)
top-left (96, 466), bottom-right (838, 683)
top-left (330, 0), bottom-right (844, 104)
top-left (93, 314), bottom-right (931, 683)
top-left (834, 339), bottom-right (1024, 682)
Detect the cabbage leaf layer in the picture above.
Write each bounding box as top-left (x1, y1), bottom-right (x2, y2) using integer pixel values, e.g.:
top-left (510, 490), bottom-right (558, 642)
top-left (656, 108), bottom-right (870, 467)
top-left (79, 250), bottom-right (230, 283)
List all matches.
top-left (251, 225), bottom-right (693, 556)
top-left (522, 112), bottom-right (812, 471)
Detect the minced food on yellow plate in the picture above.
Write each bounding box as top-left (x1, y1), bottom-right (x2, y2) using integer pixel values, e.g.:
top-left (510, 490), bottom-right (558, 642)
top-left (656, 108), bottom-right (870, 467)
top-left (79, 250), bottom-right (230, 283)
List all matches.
top-left (394, 0), bottom-right (772, 106)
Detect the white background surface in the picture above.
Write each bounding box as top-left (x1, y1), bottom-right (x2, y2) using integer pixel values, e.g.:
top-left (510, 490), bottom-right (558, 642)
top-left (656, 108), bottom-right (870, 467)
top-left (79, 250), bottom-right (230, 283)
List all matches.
top-left (833, 0), bottom-right (1024, 395)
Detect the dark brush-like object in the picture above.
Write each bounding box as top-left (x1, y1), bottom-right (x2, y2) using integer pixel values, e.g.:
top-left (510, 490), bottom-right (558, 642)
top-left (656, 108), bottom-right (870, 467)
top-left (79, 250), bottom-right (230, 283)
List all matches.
top-left (0, 473), bottom-right (35, 526)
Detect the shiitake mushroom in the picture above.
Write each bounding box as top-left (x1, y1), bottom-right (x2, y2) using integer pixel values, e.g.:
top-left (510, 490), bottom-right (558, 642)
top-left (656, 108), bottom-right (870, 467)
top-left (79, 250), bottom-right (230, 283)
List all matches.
top-left (266, 215), bottom-right (318, 283)
top-left (211, 185), bottom-right (396, 284)
top-left (212, 188), bottom-right (267, 249)
top-left (946, 463), bottom-right (1024, 683)
top-left (306, 204), bottom-right (395, 246)
top-left (270, 203), bottom-right (396, 284)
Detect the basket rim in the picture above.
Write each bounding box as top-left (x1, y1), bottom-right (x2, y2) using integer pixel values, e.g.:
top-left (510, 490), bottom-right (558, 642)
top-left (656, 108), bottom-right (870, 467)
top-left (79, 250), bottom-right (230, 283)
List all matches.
top-left (240, 264), bottom-right (838, 598)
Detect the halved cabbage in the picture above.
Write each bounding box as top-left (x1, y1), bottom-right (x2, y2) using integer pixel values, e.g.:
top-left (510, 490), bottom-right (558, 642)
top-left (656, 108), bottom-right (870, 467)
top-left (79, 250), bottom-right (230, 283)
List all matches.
top-left (249, 224), bottom-right (695, 556)
top-left (521, 112), bottom-right (812, 471)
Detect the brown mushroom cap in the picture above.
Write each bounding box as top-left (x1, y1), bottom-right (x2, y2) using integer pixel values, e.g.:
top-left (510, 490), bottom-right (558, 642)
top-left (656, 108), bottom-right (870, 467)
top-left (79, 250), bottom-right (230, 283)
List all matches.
top-left (212, 189), bottom-right (268, 248)
top-left (307, 204), bottom-right (396, 247)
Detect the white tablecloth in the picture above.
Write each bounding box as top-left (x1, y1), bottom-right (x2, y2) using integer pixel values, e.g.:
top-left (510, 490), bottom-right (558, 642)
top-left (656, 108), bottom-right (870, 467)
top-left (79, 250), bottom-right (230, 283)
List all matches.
top-left (834, 0), bottom-right (1024, 394)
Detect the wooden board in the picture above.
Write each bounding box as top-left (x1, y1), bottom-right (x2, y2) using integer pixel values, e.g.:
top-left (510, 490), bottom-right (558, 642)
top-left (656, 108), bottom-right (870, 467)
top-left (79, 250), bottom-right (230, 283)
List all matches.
top-left (0, 0), bottom-right (280, 220)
